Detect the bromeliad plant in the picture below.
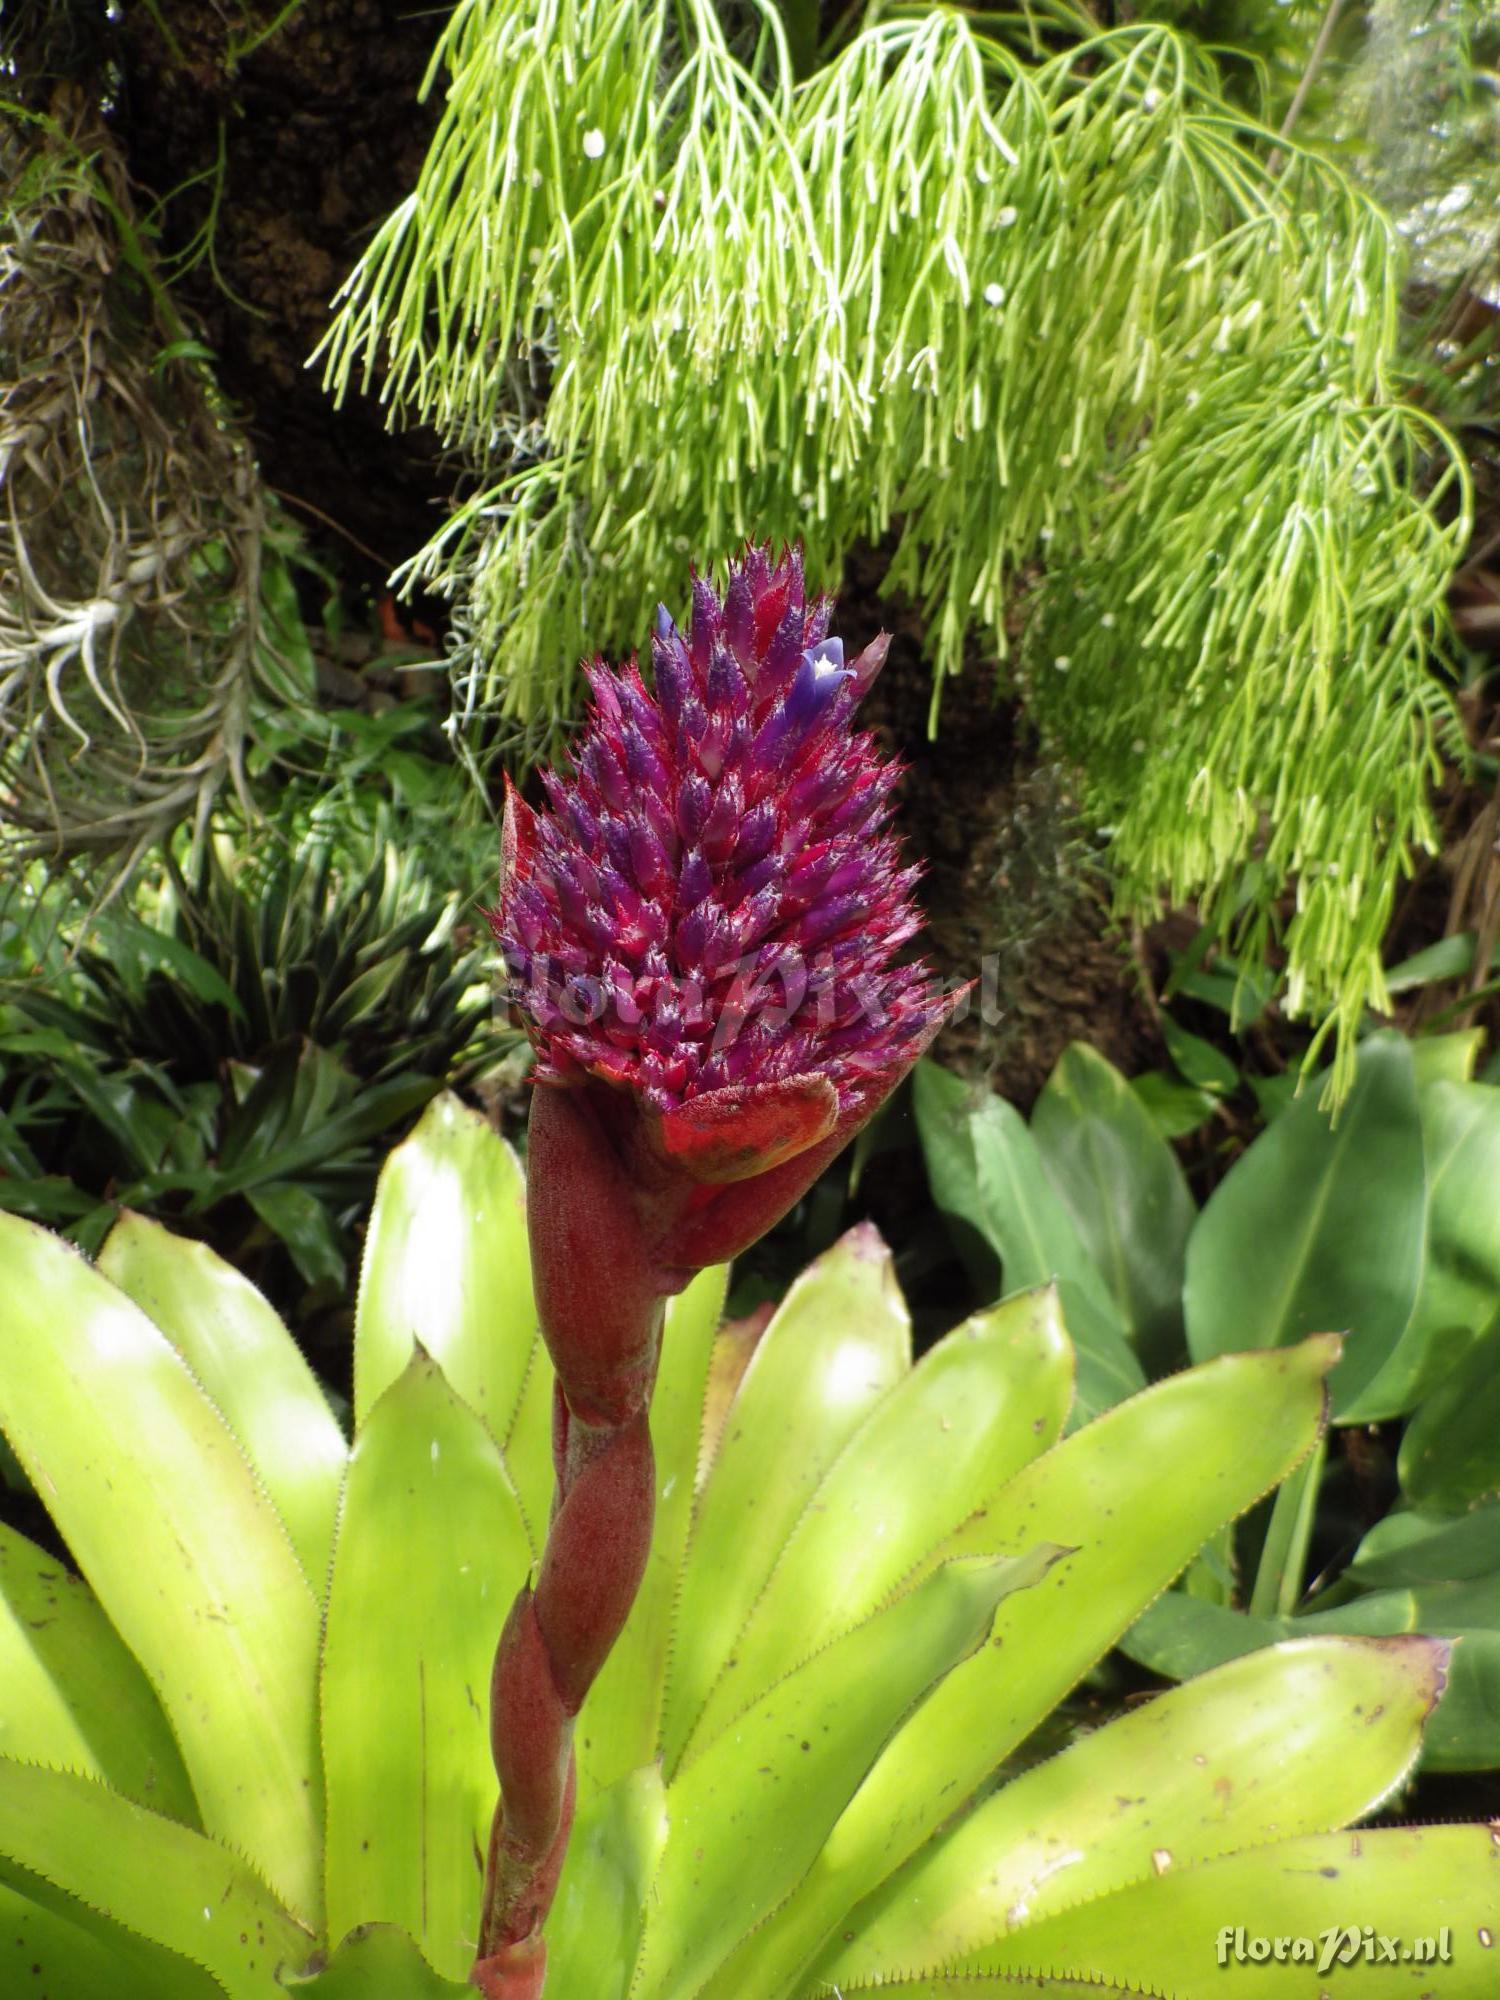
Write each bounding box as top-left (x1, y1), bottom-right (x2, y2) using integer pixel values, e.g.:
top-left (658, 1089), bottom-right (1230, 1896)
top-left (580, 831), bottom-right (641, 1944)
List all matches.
top-left (0, 552), bottom-right (1495, 1997)
top-left (1, 1101), bottom-right (1498, 1997)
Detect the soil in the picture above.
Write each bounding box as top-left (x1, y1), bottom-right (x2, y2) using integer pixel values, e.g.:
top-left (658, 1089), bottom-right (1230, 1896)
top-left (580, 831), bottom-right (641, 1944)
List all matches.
top-left (107, 0), bottom-right (453, 601)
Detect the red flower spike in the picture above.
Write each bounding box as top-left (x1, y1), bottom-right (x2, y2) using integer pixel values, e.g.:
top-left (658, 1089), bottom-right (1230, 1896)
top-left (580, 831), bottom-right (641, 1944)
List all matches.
top-left (473, 547), bottom-right (962, 1993)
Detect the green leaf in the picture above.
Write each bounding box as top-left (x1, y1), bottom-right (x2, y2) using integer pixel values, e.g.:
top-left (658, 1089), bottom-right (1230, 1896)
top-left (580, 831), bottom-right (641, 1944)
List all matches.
top-left (281, 1924), bottom-right (472, 1997)
top-left (0, 1522), bottom-right (196, 1822)
top-left (244, 1183), bottom-right (348, 1291)
top-left (354, 1093), bottom-right (538, 1442)
top-left (660, 1223), bottom-right (912, 1774)
top-left (721, 1336), bottom-right (1339, 2000)
top-left (546, 1766), bottom-right (667, 2000)
top-left (1124, 1591), bottom-right (1500, 1774)
top-left (1385, 931), bottom-right (1487, 993)
top-left (680, 1288), bottom-right (1075, 1764)
top-left (965, 1826), bottom-right (1498, 1991)
top-left (1161, 1015), bottom-right (1239, 1094)
top-left (1410, 1030), bottom-right (1484, 1087)
top-left (821, 1634), bottom-right (1445, 1989)
top-left (0, 1214), bottom-right (323, 1921)
top-left (1400, 1081), bottom-right (1500, 1386)
top-left (914, 1060), bottom-right (1144, 1424)
top-left (0, 1760), bottom-right (311, 1998)
top-left (0, 1881), bottom-right (225, 2000)
top-left (321, 1350), bottom-right (533, 1982)
top-left (1129, 1069), bottom-right (1219, 1139)
top-left (87, 911), bottom-right (247, 1022)
top-left (1399, 1319), bottom-right (1500, 1515)
top-left (1032, 1043), bottom-right (1195, 1372)
top-left (1348, 1502), bottom-right (1500, 1587)
top-left (839, 1979), bottom-right (1152, 1997)
top-left (638, 1550), bottom-right (1064, 2000)
top-left (1185, 1033), bottom-right (1425, 1417)
top-left (97, 1212), bottom-right (347, 1592)
top-left (580, 1266), bottom-right (727, 1799)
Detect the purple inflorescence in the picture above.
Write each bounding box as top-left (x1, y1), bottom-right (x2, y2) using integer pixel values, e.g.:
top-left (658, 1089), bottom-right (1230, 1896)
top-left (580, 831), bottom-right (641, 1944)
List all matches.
top-left (489, 545), bottom-right (950, 1114)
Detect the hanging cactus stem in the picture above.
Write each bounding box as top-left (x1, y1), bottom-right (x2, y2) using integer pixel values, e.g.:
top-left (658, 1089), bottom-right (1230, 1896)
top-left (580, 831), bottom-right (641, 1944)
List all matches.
top-left (473, 544), bottom-right (962, 1992)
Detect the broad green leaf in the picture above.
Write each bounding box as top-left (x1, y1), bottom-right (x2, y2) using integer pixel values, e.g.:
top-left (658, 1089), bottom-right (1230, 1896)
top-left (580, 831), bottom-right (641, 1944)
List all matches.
top-left (914, 1060), bottom-right (1144, 1424)
top-left (0, 1215), bottom-right (322, 1920)
top-left (1129, 1069), bottom-right (1219, 1138)
top-left (0, 1522), bottom-right (196, 1821)
top-left (580, 1266), bottom-right (727, 1798)
top-left (1185, 1033), bottom-right (1425, 1417)
top-left (1385, 931), bottom-right (1486, 993)
top-left (727, 1336), bottom-right (1339, 2000)
top-left (322, 1351), bottom-right (532, 1982)
top-left (0, 1761), bottom-right (310, 1998)
top-left (660, 1223), bottom-right (911, 1773)
top-left (546, 1765), bottom-right (668, 2000)
top-left (965, 1827), bottom-right (1499, 1992)
top-left (1032, 1043), bottom-right (1195, 1373)
top-left (281, 1924), bottom-right (472, 1997)
top-left (1410, 1030), bottom-right (1484, 1087)
top-left (0, 1882), bottom-right (224, 2000)
top-left (98, 1211), bottom-right (347, 1591)
top-left (245, 1182), bottom-right (347, 1291)
top-left (1408, 1081), bottom-right (1500, 1359)
top-left (1124, 1590), bottom-right (1500, 1773)
top-left (820, 1634), bottom-right (1444, 1987)
top-left (1400, 1319), bottom-right (1500, 1514)
top-left (1349, 1501), bottom-right (1500, 1587)
top-left (640, 1550), bottom-right (1063, 2000)
top-left (1348, 1079), bottom-right (1500, 1422)
top-left (354, 1092), bottom-right (536, 1436)
top-left (681, 1289), bottom-right (1075, 1764)
top-left (1161, 1015), bottom-right (1239, 1094)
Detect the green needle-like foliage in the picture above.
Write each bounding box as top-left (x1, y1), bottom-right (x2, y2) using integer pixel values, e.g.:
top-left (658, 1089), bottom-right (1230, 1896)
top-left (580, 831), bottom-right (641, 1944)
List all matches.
top-left (319, 0), bottom-right (1471, 1090)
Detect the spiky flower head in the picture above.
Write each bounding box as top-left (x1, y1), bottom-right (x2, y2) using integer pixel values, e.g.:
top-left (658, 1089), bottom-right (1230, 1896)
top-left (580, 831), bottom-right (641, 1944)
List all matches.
top-left (490, 546), bottom-right (955, 1151)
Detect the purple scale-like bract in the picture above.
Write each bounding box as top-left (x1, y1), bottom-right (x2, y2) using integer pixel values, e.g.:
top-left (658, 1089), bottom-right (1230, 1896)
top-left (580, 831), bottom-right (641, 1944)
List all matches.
top-left (490, 543), bottom-right (952, 1128)
top-left (472, 547), bottom-right (961, 2000)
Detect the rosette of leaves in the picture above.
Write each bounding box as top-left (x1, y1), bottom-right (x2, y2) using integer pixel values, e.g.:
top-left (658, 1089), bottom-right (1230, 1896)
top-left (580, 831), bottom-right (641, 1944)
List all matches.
top-left (0, 1093), bottom-right (1493, 1998)
top-left (915, 1027), bottom-right (1500, 1771)
top-left (0, 809), bottom-right (510, 1296)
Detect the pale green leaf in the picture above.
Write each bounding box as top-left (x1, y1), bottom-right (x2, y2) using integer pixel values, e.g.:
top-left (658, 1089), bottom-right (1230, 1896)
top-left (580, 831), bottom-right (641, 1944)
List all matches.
top-left (98, 1211), bottom-right (347, 1591)
top-left (681, 1288), bottom-right (1075, 1764)
top-left (660, 1223), bottom-right (911, 1774)
top-left (724, 1336), bottom-right (1338, 1999)
top-left (0, 1882), bottom-right (225, 2000)
top-left (547, 1765), bottom-right (668, 2000)
top-left (640, 1550), bottom-right (1064, 2000)
top-left (0, 1760), bottom-right (311, 1999)
top-left (0, 1215), bottom-right (322, 1920)
top-left (820, 1634), bottom-right (1445, 1987)
top-left (321, 1351), bottom-right (533, 1981)
top-left (0, 1521), bottom-right (196, 1822)
top-left (965, 1827), bottom-right (1499, 1992)
top-left (282, 1923), bottom-right (472, 1997)
top-left (580, 1266), bottom-right (727, 1799)
top-left (354, 1093), bottom-right (537, 1438)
